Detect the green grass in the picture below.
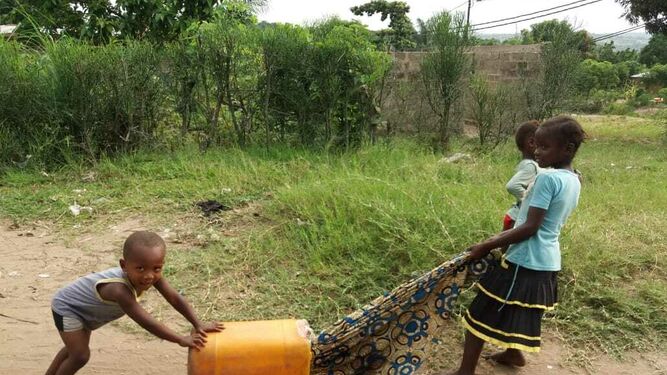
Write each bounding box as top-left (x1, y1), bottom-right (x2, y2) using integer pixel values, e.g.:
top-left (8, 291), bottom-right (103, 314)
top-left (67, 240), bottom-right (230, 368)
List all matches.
top-left (1, 115), bottom-right (665, 356)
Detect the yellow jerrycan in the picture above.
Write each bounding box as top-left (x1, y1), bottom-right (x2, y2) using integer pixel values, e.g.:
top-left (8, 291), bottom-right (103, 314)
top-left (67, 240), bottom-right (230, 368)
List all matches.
top-left (188, 319), bottom-right (312, 375)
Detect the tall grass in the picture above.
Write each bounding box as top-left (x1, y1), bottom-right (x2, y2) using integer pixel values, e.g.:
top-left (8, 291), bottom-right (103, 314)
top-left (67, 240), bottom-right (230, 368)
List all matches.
top-left (0, 20), bottom-right (391, 167)
top-left (0, 40), bottom-right (55, 163)
top-left (47, 40), bottom-right (167, 159)
top-left (0, 38), bottom-right (168, 166)
top-left (0, 116), bottom-right (665, 355)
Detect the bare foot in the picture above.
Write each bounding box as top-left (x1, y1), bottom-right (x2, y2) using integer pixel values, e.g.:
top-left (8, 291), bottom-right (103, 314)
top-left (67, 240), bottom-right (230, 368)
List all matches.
top-left (483, 349), bottom-right (526, 367)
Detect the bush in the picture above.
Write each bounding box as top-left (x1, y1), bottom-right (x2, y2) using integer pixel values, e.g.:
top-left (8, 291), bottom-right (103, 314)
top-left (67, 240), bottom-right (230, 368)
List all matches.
top-left (658, 88), bottom-right (667, 100)
top-left (0, 40), bottom-right (70, 166)
top-left (602, 102), bottom-right (634, 115)
top-left (468, 74), bottom-right (517, 148)
top-left (0, 38), bottom-right (170, 167)
top-left (633, 93), bottom-right (653, 107)
top-left (420, 11), bottom-right (472, 148)
top-left (0, 19), bottom-right (393, 167)
top-left (576, 59), bottom-right (621, 95)
top-left (568, 89), bottom-right (623, 113)
top-left (51, 41), bottom-right (167, 158)
top-left (646, 64), bottom-right (667, 87)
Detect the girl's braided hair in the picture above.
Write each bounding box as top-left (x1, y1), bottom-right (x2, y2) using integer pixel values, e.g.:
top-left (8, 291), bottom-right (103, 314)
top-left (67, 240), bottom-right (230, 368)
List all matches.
top-left (540, 116), bottom-right (586, 153)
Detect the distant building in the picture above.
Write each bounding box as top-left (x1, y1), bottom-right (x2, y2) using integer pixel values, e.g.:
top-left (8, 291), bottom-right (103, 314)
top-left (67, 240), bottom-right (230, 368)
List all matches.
top-left (1, 24), bottom-right (18, 39)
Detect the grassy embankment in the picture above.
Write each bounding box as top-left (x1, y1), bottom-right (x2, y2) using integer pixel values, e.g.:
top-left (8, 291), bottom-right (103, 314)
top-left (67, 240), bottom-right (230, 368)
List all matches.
top-left (1, 115), bottom-right (665, 357)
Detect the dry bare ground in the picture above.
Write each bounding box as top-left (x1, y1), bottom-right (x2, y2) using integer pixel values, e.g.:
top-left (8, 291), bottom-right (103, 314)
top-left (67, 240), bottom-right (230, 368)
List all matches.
top-left (1, 219), bottom-right (665, 374)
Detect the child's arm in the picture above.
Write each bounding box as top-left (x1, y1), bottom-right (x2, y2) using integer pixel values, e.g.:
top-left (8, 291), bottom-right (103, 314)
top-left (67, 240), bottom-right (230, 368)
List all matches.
top-left (98, 283), bottom-right (206, 349)
top-left (153, 278), bottom-right (224, 336)
top-left (506, 162), bottom-right (538, 201)
top-left (467, 206), bottom-right (547, 260)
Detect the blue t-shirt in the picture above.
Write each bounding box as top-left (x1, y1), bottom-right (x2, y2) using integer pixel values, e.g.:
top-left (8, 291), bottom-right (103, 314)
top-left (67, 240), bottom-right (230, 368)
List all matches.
top-left (505, 169), bottom-right (581, 271)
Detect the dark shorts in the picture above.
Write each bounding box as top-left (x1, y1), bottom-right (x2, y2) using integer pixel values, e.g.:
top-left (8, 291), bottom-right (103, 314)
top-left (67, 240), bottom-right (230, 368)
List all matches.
top-left (52, 310), bottom-right (104, 332)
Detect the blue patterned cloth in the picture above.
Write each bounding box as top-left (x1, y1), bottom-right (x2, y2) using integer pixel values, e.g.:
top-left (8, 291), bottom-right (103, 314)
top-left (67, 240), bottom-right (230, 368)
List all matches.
top-left (310, 253), bottom-right (495, 375)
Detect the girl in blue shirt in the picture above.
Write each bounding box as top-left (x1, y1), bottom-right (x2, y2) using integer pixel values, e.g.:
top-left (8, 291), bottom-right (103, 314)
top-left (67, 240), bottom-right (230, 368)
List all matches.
top-left (444, 116), bottom-right (586, 375)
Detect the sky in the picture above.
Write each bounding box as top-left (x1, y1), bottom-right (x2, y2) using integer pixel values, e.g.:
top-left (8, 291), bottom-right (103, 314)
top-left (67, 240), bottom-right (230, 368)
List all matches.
top-left (258, 0), bottom-right (645, 36)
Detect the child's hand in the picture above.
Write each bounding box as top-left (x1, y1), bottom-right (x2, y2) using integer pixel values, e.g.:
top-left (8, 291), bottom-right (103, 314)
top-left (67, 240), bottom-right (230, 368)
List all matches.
top-left (194, 321), bottom-right (225, 337)
top-left (179, 333), bottom-right (207, 350)
top-left (466, 244), bottom-right (490, 260)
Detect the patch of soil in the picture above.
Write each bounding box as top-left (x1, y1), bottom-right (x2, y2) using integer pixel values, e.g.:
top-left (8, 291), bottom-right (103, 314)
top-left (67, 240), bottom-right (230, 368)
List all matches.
top-left (1, 218), bottom-right (665, 374)
top-left (0, 220), bottom-right (184, 375)
top-left (423, 332), bottom-right (667, 375)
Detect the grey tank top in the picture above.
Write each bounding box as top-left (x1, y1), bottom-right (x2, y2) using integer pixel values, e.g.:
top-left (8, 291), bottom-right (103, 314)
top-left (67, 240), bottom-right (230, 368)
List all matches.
top-left (51, 267), bottom-right (139, 327)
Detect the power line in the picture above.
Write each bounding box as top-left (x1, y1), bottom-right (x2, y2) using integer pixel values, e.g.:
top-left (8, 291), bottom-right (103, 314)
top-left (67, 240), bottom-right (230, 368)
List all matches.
top-left (472, 0), bottom-right (602, 31)
top-left (592, 25), bottom-right (646, 42)
top-left (592, 24), bottom-right (646, 42)
top-left (449, 0), bottom-right (468, 12)
top-left (472, 0), bottom-right (592, 27)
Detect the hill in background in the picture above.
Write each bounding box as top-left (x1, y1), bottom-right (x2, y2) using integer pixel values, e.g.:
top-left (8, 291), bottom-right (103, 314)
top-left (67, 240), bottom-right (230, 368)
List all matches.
top-left (477, 32), bottom-right (651, 51)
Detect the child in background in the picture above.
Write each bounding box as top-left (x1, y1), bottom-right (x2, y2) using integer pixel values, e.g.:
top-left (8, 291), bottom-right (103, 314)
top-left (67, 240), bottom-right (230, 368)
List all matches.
top-left (46, 231), bottom-right (223, 375)
top-left (443, 116), bottom-right (585, 375)
top-left (503, 120), bottom-right (540, 231)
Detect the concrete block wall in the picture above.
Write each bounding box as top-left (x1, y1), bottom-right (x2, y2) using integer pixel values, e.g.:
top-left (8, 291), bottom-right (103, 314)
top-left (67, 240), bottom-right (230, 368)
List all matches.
top-left (380, 44), bottom-right (543, 135)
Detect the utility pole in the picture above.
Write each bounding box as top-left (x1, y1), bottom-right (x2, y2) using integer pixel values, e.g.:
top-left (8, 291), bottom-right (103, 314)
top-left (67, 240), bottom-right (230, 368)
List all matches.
top-left (467, 0), bottom-right (483, 27)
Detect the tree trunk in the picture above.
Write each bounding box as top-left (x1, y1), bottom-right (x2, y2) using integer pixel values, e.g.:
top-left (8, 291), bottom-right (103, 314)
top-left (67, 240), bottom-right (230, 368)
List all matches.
top-left (264, 64), bottom-right (272, 150)
top-left (210, 89), bottom-right (224, 146)
top-left (224, 56), bottom-right (243, 147)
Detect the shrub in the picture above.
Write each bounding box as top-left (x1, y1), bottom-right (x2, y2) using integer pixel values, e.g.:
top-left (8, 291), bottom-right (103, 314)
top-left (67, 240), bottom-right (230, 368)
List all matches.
top-left (602, 102), bottom-right (634, 115)
top-left (0, 38), bottom-right (170, 167)
top-left (658, 88), bottom-right (667, 100)
top-left (47, 40), bottom-right (167, 159)
top-left (0, 40), bottom-right (71, 166)
top-left (645, 64), bottom-right (667, 87)
top-left (420, 11), bottom-right (472, 149)
top-left (634, 93), bottom-right (653, 107)
top-left (568, 89), bottom-right (623, 113)
top-left (576, 59), bottom-right (621, 95)
top-left (468, 74), bottom-right (517, 149)
top-left (0, 19), bottom-right (392, 167)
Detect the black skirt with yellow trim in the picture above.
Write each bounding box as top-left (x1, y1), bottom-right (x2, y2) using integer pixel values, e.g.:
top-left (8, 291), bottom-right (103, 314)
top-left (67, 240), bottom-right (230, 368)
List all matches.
top-left (463, 260), bottom-right (558, 353)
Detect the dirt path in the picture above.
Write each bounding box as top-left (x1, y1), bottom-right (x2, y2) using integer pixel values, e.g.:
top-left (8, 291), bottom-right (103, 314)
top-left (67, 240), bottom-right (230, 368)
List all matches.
top-left (1, 219), bottom-right (666, 375)
top-left (0, 220), bottom-right (184, 375)
top-left (424, 334), bottom-right (667, 375)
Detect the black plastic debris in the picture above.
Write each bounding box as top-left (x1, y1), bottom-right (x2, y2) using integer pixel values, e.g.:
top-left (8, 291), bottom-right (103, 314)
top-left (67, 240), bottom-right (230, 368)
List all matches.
top-left (196, 200), bottom-right (231, 216)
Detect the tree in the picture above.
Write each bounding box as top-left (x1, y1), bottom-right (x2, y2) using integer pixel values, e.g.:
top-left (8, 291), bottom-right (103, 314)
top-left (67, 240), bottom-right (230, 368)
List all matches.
top-left (0, 0), bottom-right (266, 43)
top-left (615, 0), bottom-right (667, 35)
top-left (259, 24), bottom-right (312, 144)
top-left (197, 12), bottom-right (261, 147)
top-left (639, 34), bottom-right (667, 66)
top-left (576, 59), bottom-right (621, 94)
top-left (521, 19), bottom-right (595, 55)
top-left (309, 21), bottom-right (391, 148)
top-left (350, 0), bottom-right (416, 50)
top-left (645, 64), bottom-right (667, 87)
top-left (594, 41), bottom-right (637, 63)
top-left (519, 24), bottom-right (583, 120)
top-left (468, 75), bottom-right (517, 150)
top-left (420, 11), bottom-right (471, 148)
top-left (414, 18), bottom-right (427, 48)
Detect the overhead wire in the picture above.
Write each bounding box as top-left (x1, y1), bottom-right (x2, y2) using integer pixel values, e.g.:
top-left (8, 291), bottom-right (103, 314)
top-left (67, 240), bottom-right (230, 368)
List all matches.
top-left (472, 0), bottom-right (603, 31)
top-left (472, 0), bottom-right (593, 27)
top-left (449, 0), bottom-right (469, 12)
top-left (592, 24), bottom-right (647, 42)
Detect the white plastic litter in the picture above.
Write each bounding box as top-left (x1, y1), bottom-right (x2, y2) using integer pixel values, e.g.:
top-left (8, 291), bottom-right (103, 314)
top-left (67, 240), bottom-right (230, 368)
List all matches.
top-left (442, 153), bottom-right (471, 163)
top-left (69, 203), bottom-right (93, 216)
